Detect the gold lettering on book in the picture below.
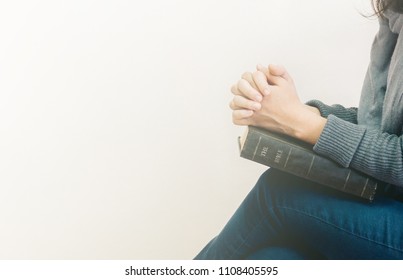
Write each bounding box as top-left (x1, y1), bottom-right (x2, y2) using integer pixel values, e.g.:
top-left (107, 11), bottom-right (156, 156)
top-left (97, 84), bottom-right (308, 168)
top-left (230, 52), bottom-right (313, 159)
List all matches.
top-left (260, 146), bottom-right (269, 157)
top-left (274, 150), bottom-right (283, 164)
top-left (252, 136), bottom-right (262, 161)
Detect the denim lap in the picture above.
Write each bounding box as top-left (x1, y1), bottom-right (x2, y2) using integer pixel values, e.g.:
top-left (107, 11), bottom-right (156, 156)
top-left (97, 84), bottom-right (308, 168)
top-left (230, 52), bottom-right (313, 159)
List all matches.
top-left (194, 169), bottom-right (403, 260)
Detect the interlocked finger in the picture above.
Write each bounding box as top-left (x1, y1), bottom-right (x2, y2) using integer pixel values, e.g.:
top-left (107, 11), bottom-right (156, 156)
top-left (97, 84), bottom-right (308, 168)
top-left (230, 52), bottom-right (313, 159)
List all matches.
top-left (232, 110), bottom-right (254, 123)
top-left (236, 79), bottom-right (263, 102)
top-left (241, 72), bottom-right (259, 91)
top-left (252, 71), bottom-right (271, 96)
top-left (229, 95), bottom-right (261, 111)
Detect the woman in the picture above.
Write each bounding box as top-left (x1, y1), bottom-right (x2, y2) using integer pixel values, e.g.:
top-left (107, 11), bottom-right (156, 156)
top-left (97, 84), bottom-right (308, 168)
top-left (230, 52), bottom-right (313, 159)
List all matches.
top-left (195, 0), bottom-right (403, 259)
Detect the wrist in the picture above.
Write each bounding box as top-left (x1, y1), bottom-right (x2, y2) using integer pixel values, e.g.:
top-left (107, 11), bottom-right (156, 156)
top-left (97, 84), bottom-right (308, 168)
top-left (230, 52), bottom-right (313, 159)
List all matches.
top-left (291, 109), bottom-right (327, 145)
top-left (304, 104), bottom-right (321, 116)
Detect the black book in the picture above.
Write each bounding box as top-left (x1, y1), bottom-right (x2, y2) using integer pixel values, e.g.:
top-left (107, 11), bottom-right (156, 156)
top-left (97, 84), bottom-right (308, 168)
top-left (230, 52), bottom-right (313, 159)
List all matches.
top-left (239, 126), bottom-right (377, 201)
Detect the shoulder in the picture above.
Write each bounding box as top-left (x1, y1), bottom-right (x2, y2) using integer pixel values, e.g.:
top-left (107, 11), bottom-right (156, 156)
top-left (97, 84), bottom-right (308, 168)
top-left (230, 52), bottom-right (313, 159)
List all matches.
top-left (384, 10), bottom-right (403, 34)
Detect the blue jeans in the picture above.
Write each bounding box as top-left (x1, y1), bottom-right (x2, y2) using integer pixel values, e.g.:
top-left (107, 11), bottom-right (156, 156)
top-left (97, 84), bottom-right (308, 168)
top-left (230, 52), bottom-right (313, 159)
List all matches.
top-left (194, 169), bottom-right (403, 259)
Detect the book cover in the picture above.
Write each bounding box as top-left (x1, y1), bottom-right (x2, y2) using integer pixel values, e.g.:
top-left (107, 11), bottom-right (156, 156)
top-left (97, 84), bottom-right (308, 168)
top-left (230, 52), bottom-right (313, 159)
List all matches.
top-left (239, 126), bottom-right (377, 201)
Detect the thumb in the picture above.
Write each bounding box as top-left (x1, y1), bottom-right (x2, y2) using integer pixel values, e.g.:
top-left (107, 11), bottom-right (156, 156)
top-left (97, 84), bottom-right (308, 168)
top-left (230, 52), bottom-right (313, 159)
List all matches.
top-left (269, 64), bottom-right (293, 83)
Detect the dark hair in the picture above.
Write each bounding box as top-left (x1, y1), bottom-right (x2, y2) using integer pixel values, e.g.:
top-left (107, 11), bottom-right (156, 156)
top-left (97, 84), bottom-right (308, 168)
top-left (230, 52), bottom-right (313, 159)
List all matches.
top-left (372, 0), bottom-right (403, 16)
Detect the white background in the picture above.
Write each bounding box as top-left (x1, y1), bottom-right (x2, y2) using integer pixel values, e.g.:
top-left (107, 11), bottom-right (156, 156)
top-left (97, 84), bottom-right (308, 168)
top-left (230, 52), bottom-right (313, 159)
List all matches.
top-left (0, 0), bottom-right (378, 259)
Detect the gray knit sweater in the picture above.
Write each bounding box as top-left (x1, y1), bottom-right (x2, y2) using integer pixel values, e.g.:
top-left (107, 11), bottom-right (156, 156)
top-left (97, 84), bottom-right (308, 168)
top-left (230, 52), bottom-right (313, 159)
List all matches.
top-left (307, 10), bottom-right (403, 188)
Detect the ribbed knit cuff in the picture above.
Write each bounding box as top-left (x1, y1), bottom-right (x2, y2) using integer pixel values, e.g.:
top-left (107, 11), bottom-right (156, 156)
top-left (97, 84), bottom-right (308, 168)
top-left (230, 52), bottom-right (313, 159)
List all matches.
top-left (313, 115), bottom-right (366, 168)
top-left (305, 100), bottom-right (333, 118)
top-left (306, 100), bottom-right (358, 123)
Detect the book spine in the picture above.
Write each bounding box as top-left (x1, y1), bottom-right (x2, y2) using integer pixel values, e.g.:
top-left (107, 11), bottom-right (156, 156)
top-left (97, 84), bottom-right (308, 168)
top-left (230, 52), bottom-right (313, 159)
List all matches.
top-left (240, 129), bottom-right (377, 201)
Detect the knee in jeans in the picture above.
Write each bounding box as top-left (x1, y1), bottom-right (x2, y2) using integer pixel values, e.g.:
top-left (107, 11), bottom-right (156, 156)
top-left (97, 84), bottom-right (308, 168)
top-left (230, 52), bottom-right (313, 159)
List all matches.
top-left (255, 168), bottom-right (278, 190)
top-left (254, 168), bottom-right (288, 199)
top-left (253, 169), bottom-right (277, 199)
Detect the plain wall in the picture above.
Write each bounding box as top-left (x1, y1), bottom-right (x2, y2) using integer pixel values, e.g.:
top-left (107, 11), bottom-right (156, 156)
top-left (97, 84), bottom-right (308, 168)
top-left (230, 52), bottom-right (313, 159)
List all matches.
top-left (0, 0), bottom-right (378, 259)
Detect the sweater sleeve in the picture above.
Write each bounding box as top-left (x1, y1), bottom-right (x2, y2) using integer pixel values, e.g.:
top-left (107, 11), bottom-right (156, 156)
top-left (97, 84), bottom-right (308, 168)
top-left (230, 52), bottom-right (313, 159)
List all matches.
top-left (313, 114), bottom-right (403, 187)
top-left (306, 100), bottom-right (358, 124)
